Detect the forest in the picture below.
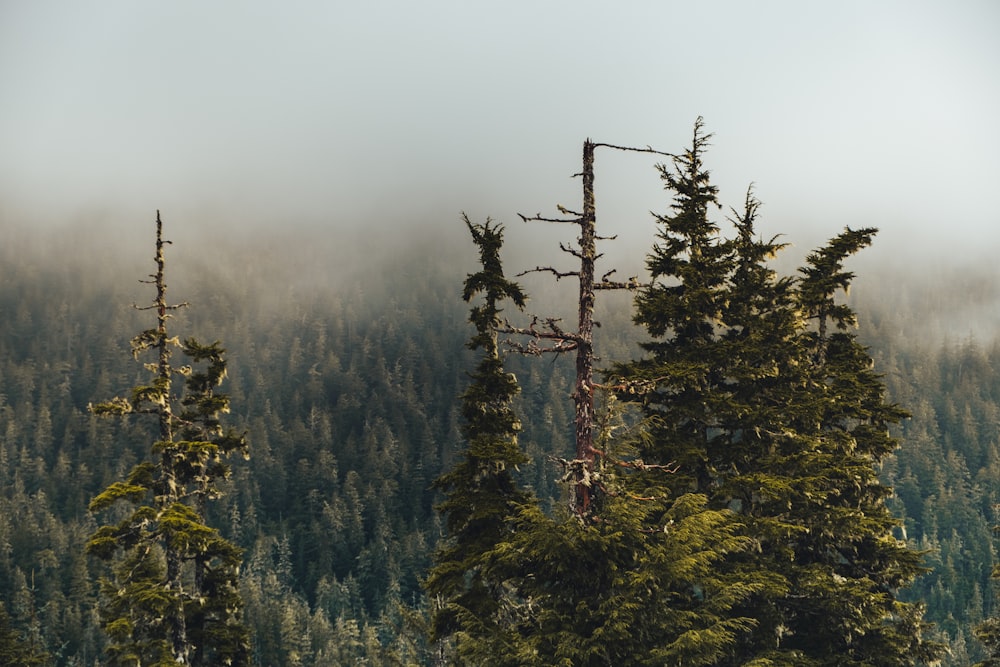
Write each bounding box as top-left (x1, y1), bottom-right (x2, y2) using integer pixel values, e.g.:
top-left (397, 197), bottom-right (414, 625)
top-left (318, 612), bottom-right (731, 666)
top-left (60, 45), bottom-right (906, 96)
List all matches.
top-left (2, 126), bottom-right (1000, 666)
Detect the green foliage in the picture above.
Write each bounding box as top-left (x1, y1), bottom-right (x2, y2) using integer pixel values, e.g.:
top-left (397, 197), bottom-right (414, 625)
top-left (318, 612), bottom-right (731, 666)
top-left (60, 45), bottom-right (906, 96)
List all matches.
top-left (96, 545), bottom-right (178, 666)
top-left (86, 217), bottom-right (249, 666)
top-left (426, 216), bottom-right (537, 660)
top-left (973, 512), bottom-right (1000, 665)
top-left (976, 615), bottom-right (1000, 667)
top-left (87, 462), bottom-right (156, 513)
top-left (481, 492), bottom-right (759, 667)
top-left (613, 120), bottom-right (942, 665)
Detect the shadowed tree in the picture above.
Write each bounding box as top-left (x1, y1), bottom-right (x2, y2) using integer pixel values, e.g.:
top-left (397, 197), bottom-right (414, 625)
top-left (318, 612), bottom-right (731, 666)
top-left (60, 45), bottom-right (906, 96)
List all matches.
top-left (176, 338), bottom-right (250, 667)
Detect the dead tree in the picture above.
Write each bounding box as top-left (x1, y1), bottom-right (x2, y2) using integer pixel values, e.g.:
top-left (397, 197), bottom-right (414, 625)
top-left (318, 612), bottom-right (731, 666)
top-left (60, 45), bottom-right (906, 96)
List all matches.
top-left (503, 140), bottom-right (672, 518)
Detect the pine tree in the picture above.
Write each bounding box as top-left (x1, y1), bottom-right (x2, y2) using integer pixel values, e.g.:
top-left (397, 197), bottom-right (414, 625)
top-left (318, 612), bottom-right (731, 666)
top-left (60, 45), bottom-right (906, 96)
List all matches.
top-left (425, 215), bottom-right (537, 663)
top-left (86, 212), bottom-right (250, 666)
top-left (770, 226), bottom-right (939, 665)
top-left (614, 119), bottom-right (943, 665)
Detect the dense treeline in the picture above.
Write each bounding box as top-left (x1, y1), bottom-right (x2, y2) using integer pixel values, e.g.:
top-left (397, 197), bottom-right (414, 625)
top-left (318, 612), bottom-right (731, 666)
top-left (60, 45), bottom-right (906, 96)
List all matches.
top-left (0, 225), bottom-right (583, 665)
top-left (868, 330), bottom-right (1000, 663)
top-left (0, 218), bottom-right (997, 664)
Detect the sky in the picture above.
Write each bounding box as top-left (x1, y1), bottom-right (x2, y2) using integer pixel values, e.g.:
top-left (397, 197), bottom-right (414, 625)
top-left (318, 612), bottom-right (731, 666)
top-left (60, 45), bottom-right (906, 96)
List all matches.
top-left (1, 0), bottom-right (998, 268)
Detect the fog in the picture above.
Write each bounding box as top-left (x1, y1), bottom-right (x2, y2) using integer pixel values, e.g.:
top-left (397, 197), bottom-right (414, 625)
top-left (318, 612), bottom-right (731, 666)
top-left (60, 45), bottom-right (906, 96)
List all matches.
top-left (1, 1), bottom-right (998, 308)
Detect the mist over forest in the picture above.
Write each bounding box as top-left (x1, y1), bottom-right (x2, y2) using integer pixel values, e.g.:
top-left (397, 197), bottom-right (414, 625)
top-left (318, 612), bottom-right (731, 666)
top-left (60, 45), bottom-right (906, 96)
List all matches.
top-left (13, 205), bottom-right (999, 344)
top-left (1, 188), bottom-right (1000, 664)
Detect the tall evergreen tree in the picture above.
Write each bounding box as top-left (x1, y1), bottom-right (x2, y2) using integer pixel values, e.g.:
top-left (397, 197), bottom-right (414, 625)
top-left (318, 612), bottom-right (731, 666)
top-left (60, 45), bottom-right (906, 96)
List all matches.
top-left (772, 226), bottom-right (939, 664)
top-left (86, 212), bottom-right (249, 666)
top-left (614, 119), bottom-right (942, 665)
top-left (425, 215), bottom-right (536, 663)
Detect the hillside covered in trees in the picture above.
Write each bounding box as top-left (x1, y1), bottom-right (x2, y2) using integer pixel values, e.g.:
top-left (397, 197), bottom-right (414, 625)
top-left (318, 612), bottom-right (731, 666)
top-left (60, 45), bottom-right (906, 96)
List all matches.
top-left (2, 135), bottom-right (1000, 664)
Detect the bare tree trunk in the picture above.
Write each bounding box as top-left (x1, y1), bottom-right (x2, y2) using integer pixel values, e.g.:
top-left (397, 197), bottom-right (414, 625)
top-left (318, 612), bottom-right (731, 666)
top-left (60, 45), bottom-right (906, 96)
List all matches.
top-left (506, 141), bottom-right (671, 518)
top-left (573, 140), bottom-right (597, 514)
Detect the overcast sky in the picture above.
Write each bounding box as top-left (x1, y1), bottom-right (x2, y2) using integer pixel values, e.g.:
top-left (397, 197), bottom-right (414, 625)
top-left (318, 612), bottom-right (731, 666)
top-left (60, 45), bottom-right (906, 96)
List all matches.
top-left (1, 1), bottom-right (998, 266)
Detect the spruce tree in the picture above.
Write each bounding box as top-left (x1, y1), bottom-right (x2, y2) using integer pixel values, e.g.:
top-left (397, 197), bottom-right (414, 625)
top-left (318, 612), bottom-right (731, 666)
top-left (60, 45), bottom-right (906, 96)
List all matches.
top-left (974, 502), bottom-right (1000, 666)
top-left (86, 212), bottom-right (249, 666)
top-left (425, 215), bottom-right (537, 663)
top-left (767, 227), bottom-right (940, 665)
top-left (614, 120), bottom-right (942, 665)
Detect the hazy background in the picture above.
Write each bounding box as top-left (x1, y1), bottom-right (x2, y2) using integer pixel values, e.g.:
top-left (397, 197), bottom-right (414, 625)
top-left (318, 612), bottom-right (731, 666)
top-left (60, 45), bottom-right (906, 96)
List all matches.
top-left (1, 0), bottom-right (998, 273)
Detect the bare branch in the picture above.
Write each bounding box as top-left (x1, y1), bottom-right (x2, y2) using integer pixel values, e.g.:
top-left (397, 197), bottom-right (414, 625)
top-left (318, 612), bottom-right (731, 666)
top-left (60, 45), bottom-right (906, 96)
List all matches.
top-left (133, 302), bottom-right (189, 312)
top-left (499, 315), bottom-right (584, 356)
top-left (502, 337), bottom-right (579, 356)
top-left (594, 376), bottom-right (670, 394)
top-left (559, 242), bottom-right (585, 260)
top-left (556, 204), bottom-right (582, 217)
top-left (543, 316), bottom-right (566, 337)
top-left (517, 266), bottom-right (579, 280)
top-left (591, 142), bottom-right (677, 159)
top-left (548, 456), bottom-right (600, 487)
top-left (499, 316), bottom-right (585, 345)
top-left (518, 212), bottom-right (580, 224)
top-left (614, 459), bottom-right (681, 473)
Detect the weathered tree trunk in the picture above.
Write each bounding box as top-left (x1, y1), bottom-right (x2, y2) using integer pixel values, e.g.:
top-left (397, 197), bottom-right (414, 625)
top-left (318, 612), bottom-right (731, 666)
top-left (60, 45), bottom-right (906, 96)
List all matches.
top-left (151, 212), bottom-right (189, 665)
top-left (508, 141), bottom-right (668, 518)
top-left (573, 140), bottom-right (597, 514)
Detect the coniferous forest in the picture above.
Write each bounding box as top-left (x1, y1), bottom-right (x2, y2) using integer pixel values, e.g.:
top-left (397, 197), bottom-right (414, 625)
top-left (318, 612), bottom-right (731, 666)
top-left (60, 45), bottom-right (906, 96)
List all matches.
top-left (2, 125), bottom-right (1000, 665)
